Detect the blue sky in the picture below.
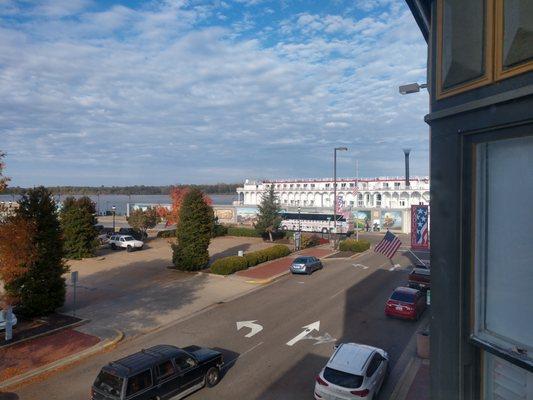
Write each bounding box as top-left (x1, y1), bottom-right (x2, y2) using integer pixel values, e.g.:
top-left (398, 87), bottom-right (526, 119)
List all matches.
top-left (0, 0), bottom-right (428, 186)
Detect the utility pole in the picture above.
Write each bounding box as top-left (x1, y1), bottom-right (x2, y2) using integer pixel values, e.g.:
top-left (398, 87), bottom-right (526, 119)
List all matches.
top-left (355, 159), bottom-right (359, 242)
top-left (333, 147), bottom-right (348, 246)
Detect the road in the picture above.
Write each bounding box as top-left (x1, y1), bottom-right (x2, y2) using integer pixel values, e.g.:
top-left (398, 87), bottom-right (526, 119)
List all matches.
top-left (7, 247), bottom-right (424, 400)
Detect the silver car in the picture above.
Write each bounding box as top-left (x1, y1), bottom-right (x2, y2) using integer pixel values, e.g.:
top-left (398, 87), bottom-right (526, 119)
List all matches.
top-left (314, 343), bottom-right (389, 400)
top-left (290, 256), bottom-right (323, 275)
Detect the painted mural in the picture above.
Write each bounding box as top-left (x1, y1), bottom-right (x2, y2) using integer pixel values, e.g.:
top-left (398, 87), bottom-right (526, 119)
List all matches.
top-left (352, 210), bottom-right (371, 229)
top-left (381, 210), bottom-right (403, 230)
top-left (214, 208), bottom-right (235, 221)
top-left (236, 207), bottom-right (259, 224)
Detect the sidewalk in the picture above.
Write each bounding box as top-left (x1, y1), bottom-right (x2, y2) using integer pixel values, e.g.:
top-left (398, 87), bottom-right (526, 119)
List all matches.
top-left (235, 246), bottom-right (336, 282)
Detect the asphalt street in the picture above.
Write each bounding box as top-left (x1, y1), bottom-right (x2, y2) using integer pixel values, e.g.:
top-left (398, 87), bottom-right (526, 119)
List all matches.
top-left (7, 246), bottom-right (424, 400)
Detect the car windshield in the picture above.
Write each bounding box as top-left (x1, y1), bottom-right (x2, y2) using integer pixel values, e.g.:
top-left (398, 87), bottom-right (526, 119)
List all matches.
top-left (391, 291), bottom-right (415, 303)
top-left (323, 367), bottom-right (363, 389)
top-left (122, 236), bottom-right (134, 241)
top-left (294, 257), bottom-right (310, 264)
top-left (94, 371), bottom-right (123, 397)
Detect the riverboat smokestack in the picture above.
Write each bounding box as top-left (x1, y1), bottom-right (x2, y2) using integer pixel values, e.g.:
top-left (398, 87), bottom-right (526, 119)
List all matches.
top-left (403, 149), bottom-right (411, 187)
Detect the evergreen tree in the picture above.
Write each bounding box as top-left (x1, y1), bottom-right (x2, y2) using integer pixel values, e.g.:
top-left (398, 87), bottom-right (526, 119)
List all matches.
top-left (8, 187), bottom-right (68, 316)
top-left (254, 185), bottom-right (281, 241)
top-left (171, 188), bottom-right (214, 271)
top-left (60, 196), bottom-right (98, 259)
top-left (127, 207), bottom-right (160, 239)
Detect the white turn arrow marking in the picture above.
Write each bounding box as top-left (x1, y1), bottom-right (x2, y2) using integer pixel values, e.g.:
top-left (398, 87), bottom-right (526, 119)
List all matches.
top-left (236, 320), bottom-right (263, 338)
top-left (352, 263), bottom-right (369, 269)
top-left (286, 321), bottom-right (320, 346)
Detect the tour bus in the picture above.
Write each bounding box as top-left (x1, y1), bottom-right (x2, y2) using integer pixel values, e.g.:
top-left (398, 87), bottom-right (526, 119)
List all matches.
top-left (280, 212), bottom-right (354, 235)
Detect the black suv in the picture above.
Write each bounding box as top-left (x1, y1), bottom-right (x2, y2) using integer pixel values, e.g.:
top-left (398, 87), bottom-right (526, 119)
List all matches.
top-left (91, 345), bottom-right (223, 400)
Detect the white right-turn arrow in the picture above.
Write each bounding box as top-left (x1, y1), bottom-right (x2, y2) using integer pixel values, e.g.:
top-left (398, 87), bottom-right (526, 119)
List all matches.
top-left (236, 320), bottom-right (263, 338)
top-left (286, 321), bottom-right (320, 346)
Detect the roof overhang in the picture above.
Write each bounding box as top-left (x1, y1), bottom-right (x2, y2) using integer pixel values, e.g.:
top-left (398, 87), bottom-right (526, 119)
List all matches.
top-left (405, 0), bottom-right (431, 43)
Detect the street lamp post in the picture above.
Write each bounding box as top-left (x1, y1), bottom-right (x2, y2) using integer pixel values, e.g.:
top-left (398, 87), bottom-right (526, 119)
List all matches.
top-left (298, 206), bottom-right (301, 233)
top-left (112, 205), bottom-right (116, 232)
top-left (333, 147), bottom-right (348, 246)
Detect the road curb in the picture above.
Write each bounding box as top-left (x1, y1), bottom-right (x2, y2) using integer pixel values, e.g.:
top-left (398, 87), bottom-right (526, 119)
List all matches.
top-left (0, 329), bottom-right (124, 390)
top-left (388, 357), bottom-right (422, 400)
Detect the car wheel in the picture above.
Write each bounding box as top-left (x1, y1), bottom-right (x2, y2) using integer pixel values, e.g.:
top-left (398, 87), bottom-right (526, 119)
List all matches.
top-left (127, 245), bottom-right (133, 252)
top-left (205, 367), bottom-right (220, 387)
top-left (111, 243), bottom-right (117, 250)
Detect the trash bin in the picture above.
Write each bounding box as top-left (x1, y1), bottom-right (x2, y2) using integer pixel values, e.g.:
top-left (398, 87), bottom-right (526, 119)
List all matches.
top-left (416, 329), bottom-right (430, 359)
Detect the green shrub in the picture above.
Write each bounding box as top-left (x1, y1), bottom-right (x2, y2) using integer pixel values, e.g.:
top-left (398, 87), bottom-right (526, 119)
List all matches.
top-left (244, 245), bottom-right (291, 268)
top-left (227, 227), bottom-right (261, 237)
top-left (157, 229), bottom-right (176, 238)
top-left (338, 239), bottom-right (371, 252)
top-left (210, 244), bottom-right (291, 275)
top-left (301, 234), bottom-right (321, 249)
top-left (210, 256), bottom-right (248, 275)
top-left (213, 223), bottom-right (228, 237)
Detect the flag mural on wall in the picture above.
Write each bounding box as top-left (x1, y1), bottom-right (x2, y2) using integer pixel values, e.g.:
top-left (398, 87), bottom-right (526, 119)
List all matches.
top-left (411, 205), bottom-right (429, 250)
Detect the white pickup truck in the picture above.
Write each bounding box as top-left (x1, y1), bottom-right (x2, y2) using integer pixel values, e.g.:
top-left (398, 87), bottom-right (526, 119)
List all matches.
top-left (108, 235), bottom-right (144, 252)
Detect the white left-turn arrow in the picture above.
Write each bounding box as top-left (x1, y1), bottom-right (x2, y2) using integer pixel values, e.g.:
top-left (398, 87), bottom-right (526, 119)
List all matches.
top-left (236, 320), bottom-right (263, 338)
top-left (286, 321), bottom-right (320, 346)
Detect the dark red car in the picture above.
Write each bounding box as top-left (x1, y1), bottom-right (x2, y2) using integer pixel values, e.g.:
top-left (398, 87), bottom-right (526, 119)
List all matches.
top-left (385, 287), bottom-right (426, 320)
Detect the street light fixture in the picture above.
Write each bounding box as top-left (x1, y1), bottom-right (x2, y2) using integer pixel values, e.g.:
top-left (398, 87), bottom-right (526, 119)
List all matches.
top-left (399, 82), bottom-right (428, 95)
top-left (112, 205), bottom-right (116, 232)
top-left (333, 147), bottom-right (348, 246)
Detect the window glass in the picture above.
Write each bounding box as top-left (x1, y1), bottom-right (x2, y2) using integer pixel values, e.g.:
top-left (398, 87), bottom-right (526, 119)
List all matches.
top-left (390, 291), bottom-right (415, 303)
top-left (157, 360), bottom-right (175, 379)
top-left (502, 0), bottom-right (533, 68)
top-left (175, 355), bottom-right (196, 370)
top-left (441, 0), bottom-right (486, 89)
top-left (94, 371), bottom-right (124, 398)
top-left (365, 354), bottom-right (382, 377)
top-left (483, 351), bottom-right (533, 399)
top-left (126, 369), bottom-right (152, 396)
top-left (475, 136), bottom-right (533, 356)
top-left (323, 367), bottom-right (363, 389)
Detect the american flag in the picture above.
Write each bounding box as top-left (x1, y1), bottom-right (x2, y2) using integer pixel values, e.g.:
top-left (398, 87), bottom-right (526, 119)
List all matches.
top-left (374, 231), bottom-right (402, 259)
top-left (411, 205), bottom-right (429, 249)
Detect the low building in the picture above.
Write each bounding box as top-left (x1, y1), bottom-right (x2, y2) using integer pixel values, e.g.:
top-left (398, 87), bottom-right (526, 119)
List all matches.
top-left (236, 177), bottom-right (430, 209)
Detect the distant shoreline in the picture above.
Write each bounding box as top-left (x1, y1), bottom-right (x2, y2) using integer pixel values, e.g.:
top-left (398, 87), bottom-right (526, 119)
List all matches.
top-left (0, 183), bottom-right (240, 196)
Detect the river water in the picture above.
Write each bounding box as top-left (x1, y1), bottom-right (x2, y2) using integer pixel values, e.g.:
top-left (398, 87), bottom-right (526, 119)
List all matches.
top-left (0, 194), bottom-right (236, 215)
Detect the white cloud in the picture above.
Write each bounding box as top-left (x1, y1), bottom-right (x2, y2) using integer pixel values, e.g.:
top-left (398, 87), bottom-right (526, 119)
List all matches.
top-left (0, 0), bottom-right (429, 186)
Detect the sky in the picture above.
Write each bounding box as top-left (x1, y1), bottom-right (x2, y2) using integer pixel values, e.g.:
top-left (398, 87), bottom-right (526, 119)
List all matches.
top-left (0, 0), bottom-right (429, 186)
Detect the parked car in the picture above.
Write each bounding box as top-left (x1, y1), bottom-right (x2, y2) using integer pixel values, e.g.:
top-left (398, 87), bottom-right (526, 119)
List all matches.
top-left (108, 235), bottom-right (144, 252)
top-left (91, 344), bottom-right (223, 400)
top-left (118, 227), bottom-right (146, 241)
top-left (407, 263), bottom-right (430, 290)
top-left (290, 256), bottom-right (323, 275)
top-left (314, 342), bottom-right (389, 400)
top-left (385, 287), bottom-right (426, 320)
top-left (0, 310), bottom-right (17, 331)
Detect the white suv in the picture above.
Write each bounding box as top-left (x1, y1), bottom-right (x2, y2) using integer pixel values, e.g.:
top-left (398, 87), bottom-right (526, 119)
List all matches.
top-left (315, 343), bottom-right (388, 400)
top-left (108, 235), bottom-right (144, 252)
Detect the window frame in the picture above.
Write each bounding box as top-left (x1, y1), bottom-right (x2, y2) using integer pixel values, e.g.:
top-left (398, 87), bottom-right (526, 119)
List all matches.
top-left (494, 0), bottom-right (533, 81)
top-left (156, 359), bottom-right (176, 380)
top-left (125, 369), bottom-right (153, 398)
top-left (436, 0), bottom-right (495, 99)
top-left (466, 126), bottom-right (533, 373)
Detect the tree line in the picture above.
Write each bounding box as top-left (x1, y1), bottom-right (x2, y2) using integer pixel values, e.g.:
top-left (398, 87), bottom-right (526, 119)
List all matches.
top-left (1, 183), bottom-right (240, 196)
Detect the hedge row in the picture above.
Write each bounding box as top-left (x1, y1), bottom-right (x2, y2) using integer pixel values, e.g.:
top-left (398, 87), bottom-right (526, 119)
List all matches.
top-left (339, 239), bottom-right (371, 252)
top-left (157, 229), bottom-right (176, 238)
top-left (210, 244), bottom-right (291, 275)
top-left (158, 225), bottom-right (228, 239)
top-left (226, 227), bottom-right (261, 237)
